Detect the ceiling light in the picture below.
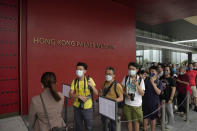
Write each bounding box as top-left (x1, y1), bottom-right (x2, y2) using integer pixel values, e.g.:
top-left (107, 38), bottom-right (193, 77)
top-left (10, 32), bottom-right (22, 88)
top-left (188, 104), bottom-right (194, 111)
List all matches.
top-left (173, 39), bottom-right (197, 44)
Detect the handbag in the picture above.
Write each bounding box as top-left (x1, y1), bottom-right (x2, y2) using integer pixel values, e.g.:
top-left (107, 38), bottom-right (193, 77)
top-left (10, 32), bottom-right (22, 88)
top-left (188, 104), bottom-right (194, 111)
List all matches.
top-left (40, 95), bottom-right (67, 131)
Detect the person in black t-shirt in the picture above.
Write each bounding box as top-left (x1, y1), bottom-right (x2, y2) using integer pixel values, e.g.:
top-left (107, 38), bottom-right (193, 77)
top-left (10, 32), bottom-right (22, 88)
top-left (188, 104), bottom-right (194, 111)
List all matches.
top-left (160, 66), bottom-right (176, 129)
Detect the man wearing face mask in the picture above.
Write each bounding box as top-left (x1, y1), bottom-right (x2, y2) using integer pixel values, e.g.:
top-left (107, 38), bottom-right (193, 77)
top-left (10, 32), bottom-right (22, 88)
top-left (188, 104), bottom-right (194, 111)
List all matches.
top-left (176, 67), bottom-right (191, 116)
top-left (186, 63), bottom-right (197, 112)
top-left (160, 66), bottom-right (176, 129)
top-left (193, 62), bottom-right (197, 70)
top-left (142, 66), bottom-right (162, 131)
top-left (69, 62), bottom-right (98, 131)
top-left (121, 62), bottom-right (145, 131)
top-left (100, 66), bottom-right (123, 131)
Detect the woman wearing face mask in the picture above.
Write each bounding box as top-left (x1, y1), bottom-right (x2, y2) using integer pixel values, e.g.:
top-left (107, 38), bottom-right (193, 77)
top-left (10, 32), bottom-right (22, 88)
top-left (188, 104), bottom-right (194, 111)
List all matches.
top-left (121, 62), bottom-right (145, 131)
top-left (100, 66), bottom-right (123, 131)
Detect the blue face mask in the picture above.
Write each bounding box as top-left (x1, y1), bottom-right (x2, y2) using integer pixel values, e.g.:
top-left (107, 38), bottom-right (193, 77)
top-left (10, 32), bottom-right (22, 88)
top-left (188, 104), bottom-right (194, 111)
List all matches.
top-left (188, 67), bottom-right (193, 70)
top-left (150, 73), bottom-right (155, 77)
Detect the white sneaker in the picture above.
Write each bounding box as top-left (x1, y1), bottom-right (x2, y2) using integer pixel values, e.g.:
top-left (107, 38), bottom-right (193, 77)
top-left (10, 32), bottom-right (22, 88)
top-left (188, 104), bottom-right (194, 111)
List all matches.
top-left (165, 125), bottom-right (173, 130)
top-left (180, 112), bottom-right (185, 117)
top-left (174, 105), bottom-right (178, 111)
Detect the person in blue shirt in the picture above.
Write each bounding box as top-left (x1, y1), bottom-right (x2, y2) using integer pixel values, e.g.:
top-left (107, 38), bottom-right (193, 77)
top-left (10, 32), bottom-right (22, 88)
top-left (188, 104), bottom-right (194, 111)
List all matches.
top-left (142, 66), bottom-right (163, 131)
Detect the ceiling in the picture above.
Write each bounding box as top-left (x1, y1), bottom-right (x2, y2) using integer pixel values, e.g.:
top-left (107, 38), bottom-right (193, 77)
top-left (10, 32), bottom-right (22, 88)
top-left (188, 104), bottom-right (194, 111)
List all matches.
top-left (136, 19), bottom-right (197, 41)
top-left (112, 0), bottom-right (197, 49)
top-left (114, 0), bottom-right (197, 25)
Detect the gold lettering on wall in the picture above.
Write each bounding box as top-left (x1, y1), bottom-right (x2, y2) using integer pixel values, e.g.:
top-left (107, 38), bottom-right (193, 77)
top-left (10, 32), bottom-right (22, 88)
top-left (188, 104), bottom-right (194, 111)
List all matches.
top-left (33, 37), bottom-right (115, 49)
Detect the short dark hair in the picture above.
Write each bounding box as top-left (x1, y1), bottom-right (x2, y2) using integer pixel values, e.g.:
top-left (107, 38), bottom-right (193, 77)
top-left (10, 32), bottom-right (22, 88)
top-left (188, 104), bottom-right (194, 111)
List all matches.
top-left (158, 64), bottom-right (164, 68)
top-left (76, 62), bottom-right (88, 70)
top-left (105, 66), bottom-right (115, 74)
top-left (128, 62), bottom-right (139, 69)
top-left (149, 66), bottom-right (158, 71)
top-left (139, 70), bottom-right (146, 74)
top-left (164, 65), bottom-right (170, 69)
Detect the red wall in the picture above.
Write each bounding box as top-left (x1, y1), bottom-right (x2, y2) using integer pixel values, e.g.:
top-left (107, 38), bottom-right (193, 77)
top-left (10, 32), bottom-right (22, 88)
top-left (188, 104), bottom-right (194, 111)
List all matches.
top-left (21, 0), bottom-right (28, 115)
top-left (0, 0), bottom-right (19, 114)
top-left (26, 0), bottom-right (136, 109)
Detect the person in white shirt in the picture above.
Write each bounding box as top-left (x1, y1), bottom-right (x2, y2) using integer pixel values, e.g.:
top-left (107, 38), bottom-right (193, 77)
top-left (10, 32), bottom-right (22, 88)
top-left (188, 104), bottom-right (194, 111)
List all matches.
top-left (157, 64), bottom-right (164, 79)
top-left (121, 62), bottom-right (145, 131)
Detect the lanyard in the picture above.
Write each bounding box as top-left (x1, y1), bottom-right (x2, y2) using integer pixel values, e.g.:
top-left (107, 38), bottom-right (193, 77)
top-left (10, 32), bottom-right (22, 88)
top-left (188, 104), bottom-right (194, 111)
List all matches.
top-left (76, 77), bottom-right (87, 96)
top-left (127, 76), bottom-right (136, 93)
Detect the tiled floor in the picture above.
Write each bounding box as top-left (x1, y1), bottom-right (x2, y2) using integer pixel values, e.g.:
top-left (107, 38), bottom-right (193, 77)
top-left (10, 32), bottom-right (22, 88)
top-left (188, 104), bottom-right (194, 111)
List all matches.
top-left (1, 106), bottom-right (197, 131)
top-left (0, 116), bottom-right (28, 131)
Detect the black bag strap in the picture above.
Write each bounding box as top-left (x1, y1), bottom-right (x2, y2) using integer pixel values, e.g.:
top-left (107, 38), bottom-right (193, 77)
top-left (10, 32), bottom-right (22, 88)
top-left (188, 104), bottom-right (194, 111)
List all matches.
top-left (87, 76), bottom-right (93, 98)
top-left (125, 75), bottom-right (129, 88)
top-left (138, 77), bottom-right (142, 85)
top-left (74, 78), bottom-right (78, 87)
top-left (113, 82), bottom-right (119, 98)
top-left (40, 94), bottom-right (52, 130)
top-left (87, 76), bottom-right (95, 110)
top-left (125, 75), bottom-right (141, 86)
top-left (103, 81), bottom-right (116, 97)
top-left (87, 75), bottom-right (92, 91)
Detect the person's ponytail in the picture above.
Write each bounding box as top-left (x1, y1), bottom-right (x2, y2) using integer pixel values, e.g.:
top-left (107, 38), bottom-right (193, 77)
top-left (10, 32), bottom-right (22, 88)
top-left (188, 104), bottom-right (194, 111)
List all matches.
top-left (41, 72), bottom-right (61, 102)
top-left (48, 81), bottom-right (61, 102)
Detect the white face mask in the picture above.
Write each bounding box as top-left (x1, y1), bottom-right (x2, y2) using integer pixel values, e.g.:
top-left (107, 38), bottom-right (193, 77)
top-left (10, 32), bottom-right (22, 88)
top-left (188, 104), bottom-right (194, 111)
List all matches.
top-left (76, 70), bottom-right (84, 77)
top-left (106, 75), bottom-right (113, 82)
top-left (128, 70), bottom-right (136, 76)
top-left (159, 71), bottom-right (163, 76)
top-left (180, 72), bottom-right (184, 75)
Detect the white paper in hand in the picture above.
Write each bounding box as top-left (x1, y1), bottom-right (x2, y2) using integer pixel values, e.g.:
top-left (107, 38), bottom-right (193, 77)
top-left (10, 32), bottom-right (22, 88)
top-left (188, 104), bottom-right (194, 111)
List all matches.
top-left (62, 84), bottom-right (71, 98)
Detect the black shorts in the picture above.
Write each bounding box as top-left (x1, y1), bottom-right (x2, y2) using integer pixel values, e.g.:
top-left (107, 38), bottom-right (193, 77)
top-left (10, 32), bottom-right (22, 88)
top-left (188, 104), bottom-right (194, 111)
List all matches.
top-left (142, 103), bottom-right (159, 120)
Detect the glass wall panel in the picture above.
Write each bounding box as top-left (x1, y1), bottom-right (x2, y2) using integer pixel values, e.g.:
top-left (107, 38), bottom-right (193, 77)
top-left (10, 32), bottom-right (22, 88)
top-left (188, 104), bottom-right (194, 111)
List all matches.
top-left (136, 45), bottom-right (188, 66)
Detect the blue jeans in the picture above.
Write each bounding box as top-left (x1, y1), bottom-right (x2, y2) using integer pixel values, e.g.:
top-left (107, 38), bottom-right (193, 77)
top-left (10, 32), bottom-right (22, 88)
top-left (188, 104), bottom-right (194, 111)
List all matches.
top-left (74, 107), bottom-right (93, 131)
top-left (101, 115), bottom-right (116, 131)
